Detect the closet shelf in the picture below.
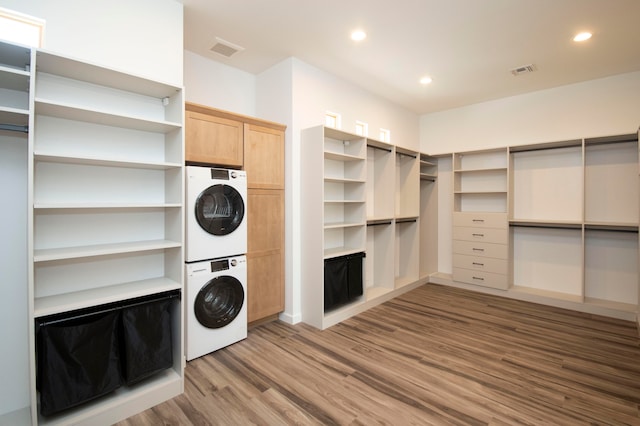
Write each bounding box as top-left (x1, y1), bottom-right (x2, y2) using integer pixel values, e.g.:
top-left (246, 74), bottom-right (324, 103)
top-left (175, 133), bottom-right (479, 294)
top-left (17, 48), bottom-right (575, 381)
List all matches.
top-left (324, 150), bottom-right (364, 162)
top-left (324, 176), bottom-right (365, 184)
top-left (34, 152), bottom-right (182, 170)
top-left (324, 199), bottom-right (366, 204)
top-left (34, 277), bottom-right (182, 318)
top-left (0, 107), bottom-right (30, 126)
top-left (33, 202), bottom-right (182, 209)
top-left (454, 166), bottom-right (507, 173)
top-left (34, 239), bottom-right (181, 262)
top-left (324, 221), bottom-right (365, 229)
top-left (509, 219), bottom-right (582, 229)
top-left (35, 98), bottom-right (182, 133)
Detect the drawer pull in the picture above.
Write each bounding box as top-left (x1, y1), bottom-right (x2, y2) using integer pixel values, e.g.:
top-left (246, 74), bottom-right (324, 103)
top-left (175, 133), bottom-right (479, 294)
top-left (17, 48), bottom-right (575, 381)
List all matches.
top-left (472, 262), bottom-right (484, 267)
top-left (472, 219), bottom-right (484, 223)
top-left (472, 276), bottom-right (484, 281)
top-left (472, 233), bottom-right (484, 237)
top-left (472, 248), bottom-right (484, 252)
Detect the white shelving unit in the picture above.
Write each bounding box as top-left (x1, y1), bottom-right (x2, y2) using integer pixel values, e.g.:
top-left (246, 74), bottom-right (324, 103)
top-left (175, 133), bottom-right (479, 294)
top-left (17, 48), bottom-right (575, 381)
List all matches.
top-left (301, 126), bottom-right (427, 330)
top-left (0, 39), bottom-right (33, 425)
top-left (26, 49), bottom-right (184, 425)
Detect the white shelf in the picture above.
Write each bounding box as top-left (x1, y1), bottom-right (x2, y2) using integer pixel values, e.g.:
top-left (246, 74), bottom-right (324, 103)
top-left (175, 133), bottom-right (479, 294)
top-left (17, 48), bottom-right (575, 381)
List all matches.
top-left (323, 246), bottom-right (365, 259)
top-left (34, 277), bottom-right (182, 318)
top-left (34, 202), bottom-right (182, 209)
top-left (34, 152), bottom-right (182, 170)
top-left (33, 239), bottom-right (181, 262)
top-left (0, 107), bottom-right (29, 126)
top-left (0, 64), bottom-right (30, 90)
top-left (35, 98), bottom-right (181, 133)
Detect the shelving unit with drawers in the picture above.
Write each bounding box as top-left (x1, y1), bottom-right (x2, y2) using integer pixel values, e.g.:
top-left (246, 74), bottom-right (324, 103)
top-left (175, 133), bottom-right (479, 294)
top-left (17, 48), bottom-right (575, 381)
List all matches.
top-left (452, 149), bottom-right (509, 290)
top-left (436, 131), bottom-right (639, 321)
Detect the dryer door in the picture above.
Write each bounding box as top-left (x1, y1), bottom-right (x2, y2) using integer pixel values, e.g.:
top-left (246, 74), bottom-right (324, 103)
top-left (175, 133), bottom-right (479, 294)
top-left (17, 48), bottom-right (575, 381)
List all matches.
top-left (194, 275), bottom-right (244, 329)
top-left (194, 184), bottom-right (245, 236)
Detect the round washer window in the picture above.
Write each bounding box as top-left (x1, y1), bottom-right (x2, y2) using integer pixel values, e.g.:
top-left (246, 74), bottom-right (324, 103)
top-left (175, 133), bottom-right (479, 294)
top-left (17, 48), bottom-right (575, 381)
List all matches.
top-left (194, 276), bottom-right (244, 329)
top-left (195, 184), bottom-right (245, 236)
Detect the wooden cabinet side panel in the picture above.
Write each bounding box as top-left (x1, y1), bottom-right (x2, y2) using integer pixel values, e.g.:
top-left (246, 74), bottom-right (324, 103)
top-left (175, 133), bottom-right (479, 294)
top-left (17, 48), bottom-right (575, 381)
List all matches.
top-left (244, 123), bottom-right (284, 189)
top-left (247, 189), bottom-right (284, 322)
top-left (185, 111), bottom-right (243, 167)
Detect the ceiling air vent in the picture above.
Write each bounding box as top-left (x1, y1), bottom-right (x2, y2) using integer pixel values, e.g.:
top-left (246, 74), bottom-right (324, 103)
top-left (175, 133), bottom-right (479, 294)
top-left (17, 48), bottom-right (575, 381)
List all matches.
top-left (510, 64), bottom-right (537, 76)
top-left (210, 37), bottom-right (244, 58)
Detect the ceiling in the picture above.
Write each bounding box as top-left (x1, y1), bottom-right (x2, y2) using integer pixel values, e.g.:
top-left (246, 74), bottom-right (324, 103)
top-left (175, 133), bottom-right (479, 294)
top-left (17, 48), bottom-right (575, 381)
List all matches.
top-left (182, 0), bottom-right (640, 115)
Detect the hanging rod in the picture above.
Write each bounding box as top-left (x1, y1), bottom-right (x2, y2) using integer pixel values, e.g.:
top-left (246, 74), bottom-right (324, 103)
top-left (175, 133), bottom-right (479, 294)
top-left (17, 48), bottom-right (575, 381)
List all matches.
top-left (0, 123), bottom-right (28, 133)
top-left (36, 290), bottom-right (181, 327)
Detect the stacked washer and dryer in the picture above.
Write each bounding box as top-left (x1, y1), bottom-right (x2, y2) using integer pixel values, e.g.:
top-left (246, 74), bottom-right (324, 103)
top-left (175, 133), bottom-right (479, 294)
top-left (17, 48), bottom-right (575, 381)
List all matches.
top-left (185, 166), bottom-right (248, 361)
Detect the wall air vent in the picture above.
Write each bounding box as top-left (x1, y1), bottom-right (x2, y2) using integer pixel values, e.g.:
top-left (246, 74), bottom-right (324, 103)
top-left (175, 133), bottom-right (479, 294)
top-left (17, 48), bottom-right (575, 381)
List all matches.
top-left (510, 64), bottom-right (537, 76)
top-left (210, 37), bottom-right (244, 58)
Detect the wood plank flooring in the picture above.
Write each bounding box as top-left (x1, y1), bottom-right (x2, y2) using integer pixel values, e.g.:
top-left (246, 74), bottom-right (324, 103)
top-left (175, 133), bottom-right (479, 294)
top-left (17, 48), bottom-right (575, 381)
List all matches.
top-left (117, 283), bottom-right (640, 425)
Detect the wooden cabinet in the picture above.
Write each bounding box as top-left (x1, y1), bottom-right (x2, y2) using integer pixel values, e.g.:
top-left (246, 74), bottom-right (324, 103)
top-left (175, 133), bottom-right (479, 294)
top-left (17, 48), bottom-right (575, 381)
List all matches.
top-left (244, 121), bottom-right (285, 324)
top-left (244, 123), bottom-right (284, 189)
top-left (185, 105), bottom-right (243, 167)
top-left (247, 189), bottom-right (284, 322)
top-left (184, 103), bottom-right (286, 324)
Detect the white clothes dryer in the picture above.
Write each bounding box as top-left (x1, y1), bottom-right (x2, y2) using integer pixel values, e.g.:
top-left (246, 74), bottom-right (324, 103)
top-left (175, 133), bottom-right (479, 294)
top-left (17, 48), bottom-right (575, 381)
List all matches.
top-left (186, 166), bottom-right (247, 262)
top-left (185, 255), bottom-right (247, 361)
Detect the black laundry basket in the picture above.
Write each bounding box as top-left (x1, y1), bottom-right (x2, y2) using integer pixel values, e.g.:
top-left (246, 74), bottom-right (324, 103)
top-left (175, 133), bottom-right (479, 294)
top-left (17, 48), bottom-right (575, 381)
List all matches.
top-left (324, 252), bottom-right (365, 312)
top-left (120, 294), bottom-right (175, 385)
top-left (36, 290), bottom-right (179, 416)
top-left (36, 309), bottom-right (122, 417)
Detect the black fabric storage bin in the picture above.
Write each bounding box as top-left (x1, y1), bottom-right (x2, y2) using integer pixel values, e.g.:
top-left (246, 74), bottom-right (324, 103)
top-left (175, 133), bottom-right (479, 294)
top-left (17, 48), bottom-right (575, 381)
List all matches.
top-left (324, 252), bottom-right (365, 312)
top-left (324, 256), bottom-right (350, 311)
top-left (36, 310), bottom-right (122, 417)
top-left (121, 296), bottom-right (174, 385)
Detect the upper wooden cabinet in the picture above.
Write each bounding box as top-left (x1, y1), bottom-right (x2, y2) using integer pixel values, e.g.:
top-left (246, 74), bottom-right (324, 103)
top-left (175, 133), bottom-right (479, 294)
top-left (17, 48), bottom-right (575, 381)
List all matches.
top-left (244, 123), bottom-right (285, 189)
top-left (185, 103), bottom-right (244, 167)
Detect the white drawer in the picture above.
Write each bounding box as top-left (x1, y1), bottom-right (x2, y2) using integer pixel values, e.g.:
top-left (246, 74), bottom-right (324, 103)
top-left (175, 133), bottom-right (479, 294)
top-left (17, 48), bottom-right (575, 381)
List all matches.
top-left (453, 212), bottom-right (507, 229)
top-left (453, 267), bottom-right (508, 290)
top-left (453, 226), bottom-right (508, 244)
top-left (453, 240), bottom-right (508, 259)
top-left (453, 254), bottom-right (508, 275)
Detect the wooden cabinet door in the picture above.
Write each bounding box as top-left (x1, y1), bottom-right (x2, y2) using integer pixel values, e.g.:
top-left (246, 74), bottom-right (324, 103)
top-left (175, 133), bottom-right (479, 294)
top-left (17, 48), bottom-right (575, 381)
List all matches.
top-left (244, 123), bottom-right (284, 189)
top-left (185, 110), bottom-right (243, 167)
top-left (247, 189), bottom-right (284, 322)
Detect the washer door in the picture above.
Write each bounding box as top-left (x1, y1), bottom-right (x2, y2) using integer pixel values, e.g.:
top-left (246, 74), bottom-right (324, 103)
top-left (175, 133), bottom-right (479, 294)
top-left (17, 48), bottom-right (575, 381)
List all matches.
top-left (194, 276), bottom-right (244, 329)
top-left (195, 184), bottom-right (245, 236)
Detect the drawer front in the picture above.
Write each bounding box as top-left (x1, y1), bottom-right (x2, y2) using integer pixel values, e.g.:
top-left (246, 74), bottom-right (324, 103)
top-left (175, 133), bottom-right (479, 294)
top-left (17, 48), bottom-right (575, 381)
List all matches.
top-left (453, 268), bottom-right (508, 290)
top-left (453, 226), bottom-right (508, 244)
top-left (453, 240), bottom-right (508, 259)
top-left (453, 254), bottom-right (508, 275)
top-left (453, 212), bottom-right (507, 229)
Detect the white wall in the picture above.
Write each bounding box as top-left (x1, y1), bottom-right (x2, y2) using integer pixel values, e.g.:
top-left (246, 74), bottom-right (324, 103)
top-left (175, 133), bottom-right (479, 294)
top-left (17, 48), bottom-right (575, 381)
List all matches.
top-left (184, 50), bottom-right (256, 115)
top-left (0, 0), bottom-right (183, 86)
top-left (421, 71), bottom-right (640, 155)
top-left (255, 58), bottom-right (420, 324)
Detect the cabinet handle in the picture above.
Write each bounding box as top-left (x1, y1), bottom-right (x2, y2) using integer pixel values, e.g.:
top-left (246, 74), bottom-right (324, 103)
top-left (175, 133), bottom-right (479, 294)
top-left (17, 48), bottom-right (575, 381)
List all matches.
top-left (472, 219), bottom-right (484, 223)
top-left (472, 233), bottom-right (484, 237)
top-left (472, 262), bottom-right (484, 267)
top-left (472, 248), bottom-right (484, 252)
top-left (472, 276), bottom-right (485, 281)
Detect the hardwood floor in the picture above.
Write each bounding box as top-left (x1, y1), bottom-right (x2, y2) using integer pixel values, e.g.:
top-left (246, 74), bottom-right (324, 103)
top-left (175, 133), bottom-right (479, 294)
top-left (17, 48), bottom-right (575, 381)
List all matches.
top-left (118, 284), bottom-right (640, 425)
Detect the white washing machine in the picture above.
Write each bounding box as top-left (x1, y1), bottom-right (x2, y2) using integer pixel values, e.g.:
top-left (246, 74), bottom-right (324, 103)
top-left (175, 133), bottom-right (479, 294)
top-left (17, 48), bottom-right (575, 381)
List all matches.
top-left (186, 166), bottom-right (247, 262)
top-left (185, 255), bottom-right (247, 361)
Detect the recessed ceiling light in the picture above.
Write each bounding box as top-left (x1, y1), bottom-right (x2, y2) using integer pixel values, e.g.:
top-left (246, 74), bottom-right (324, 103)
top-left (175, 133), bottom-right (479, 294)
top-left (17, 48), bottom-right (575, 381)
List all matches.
top-left (419, 76), bottom-right (433, 85)
top-left (573, 32), bottom-right (592, 42)
top-left (351, 30), bottom-right (366, 41)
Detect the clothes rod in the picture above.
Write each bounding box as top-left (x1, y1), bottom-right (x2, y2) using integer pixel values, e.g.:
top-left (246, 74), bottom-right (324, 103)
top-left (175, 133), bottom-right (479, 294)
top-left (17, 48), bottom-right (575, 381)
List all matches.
top-left (367, 144), bottom-right (392, 153)
top-left (36, 290), bottom-right (181, 327)
top-left (0, 123), bottom-right (28, 133)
